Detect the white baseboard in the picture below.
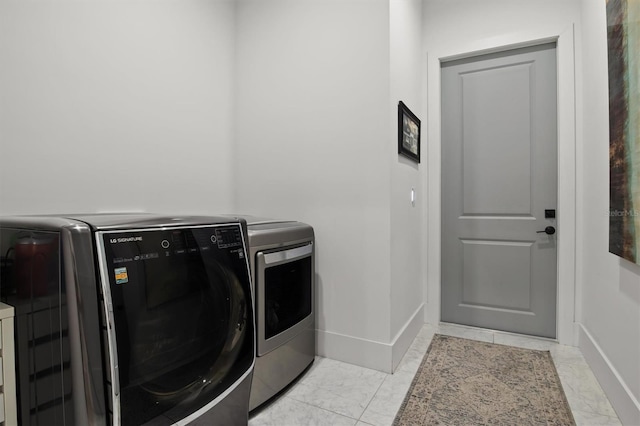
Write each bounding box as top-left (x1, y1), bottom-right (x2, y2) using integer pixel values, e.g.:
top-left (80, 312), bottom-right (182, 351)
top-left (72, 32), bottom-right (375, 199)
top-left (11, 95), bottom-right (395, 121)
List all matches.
top-left (578, 324), bottom-right (640, 425)
top-left (316, 328), bottom-right (393, 373)
top-left (316, 304), bottom-right (425, 374)
top-left (391, 304), bottom-right (425, 372)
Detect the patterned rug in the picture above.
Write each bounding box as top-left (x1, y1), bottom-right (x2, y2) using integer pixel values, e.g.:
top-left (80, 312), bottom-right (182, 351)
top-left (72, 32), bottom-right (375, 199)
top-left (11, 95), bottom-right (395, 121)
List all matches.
top-left (393, 334), bottom-right (576, 425)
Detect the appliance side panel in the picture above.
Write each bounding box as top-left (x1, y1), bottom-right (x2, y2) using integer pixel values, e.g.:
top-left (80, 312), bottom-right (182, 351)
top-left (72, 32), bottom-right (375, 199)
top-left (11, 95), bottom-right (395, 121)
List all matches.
top-left (0, 225), bottom-right (68, 425)
top-left (61, 225), bottom-right (106, 426)
top-left (0, 218), bottom-right (107, 426)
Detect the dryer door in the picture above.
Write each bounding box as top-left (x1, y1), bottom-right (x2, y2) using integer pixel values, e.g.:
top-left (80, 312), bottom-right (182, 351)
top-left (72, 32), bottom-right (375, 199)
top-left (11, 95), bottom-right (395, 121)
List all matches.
top-left (256, 243), bottom-right (313, 356)
top-left (97, 224), bottom-right (254, 426)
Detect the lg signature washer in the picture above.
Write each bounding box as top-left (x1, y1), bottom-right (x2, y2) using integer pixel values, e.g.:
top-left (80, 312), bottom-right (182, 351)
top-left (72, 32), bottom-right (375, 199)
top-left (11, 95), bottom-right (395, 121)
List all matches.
top-left (0, 214), bottom-right (255, 425)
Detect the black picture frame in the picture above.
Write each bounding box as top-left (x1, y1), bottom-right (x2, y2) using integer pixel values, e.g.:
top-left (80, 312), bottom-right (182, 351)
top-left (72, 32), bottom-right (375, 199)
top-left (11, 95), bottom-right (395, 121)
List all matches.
top-left (398, 101), bottom-right (421, 163)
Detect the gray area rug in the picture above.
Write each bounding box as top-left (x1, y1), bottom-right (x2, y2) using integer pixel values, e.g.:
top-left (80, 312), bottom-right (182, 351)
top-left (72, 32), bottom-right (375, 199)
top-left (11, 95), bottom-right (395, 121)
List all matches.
top-left (394, 334), bottom-right (576, 425)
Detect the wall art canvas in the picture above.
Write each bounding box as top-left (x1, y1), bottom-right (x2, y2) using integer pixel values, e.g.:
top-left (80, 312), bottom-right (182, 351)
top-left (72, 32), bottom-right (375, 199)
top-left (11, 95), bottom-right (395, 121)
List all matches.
top-left (608, 0), bottom-right (640, 265)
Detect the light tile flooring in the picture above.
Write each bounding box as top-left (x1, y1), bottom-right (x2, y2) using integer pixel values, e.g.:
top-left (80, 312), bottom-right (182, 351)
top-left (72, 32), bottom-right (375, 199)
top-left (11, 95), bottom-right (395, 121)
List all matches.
top-left (248, 323), bottom-right (622, 426)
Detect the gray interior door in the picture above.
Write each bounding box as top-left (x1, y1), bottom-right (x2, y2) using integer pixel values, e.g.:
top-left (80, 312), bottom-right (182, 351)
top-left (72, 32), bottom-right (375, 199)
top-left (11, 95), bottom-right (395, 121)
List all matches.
top-left (441, 43), bottom-right (558, 338)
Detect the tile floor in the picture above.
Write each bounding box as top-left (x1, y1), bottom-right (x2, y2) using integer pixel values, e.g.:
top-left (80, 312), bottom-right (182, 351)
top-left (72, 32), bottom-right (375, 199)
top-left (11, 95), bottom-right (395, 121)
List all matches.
top-left (248, 323), bottom-right (622, 426)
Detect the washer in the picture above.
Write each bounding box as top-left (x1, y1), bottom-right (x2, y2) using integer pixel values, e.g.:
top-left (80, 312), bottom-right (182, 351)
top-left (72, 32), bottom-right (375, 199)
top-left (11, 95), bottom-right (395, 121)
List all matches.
top-left (0, 214), bottom-right (255, 425)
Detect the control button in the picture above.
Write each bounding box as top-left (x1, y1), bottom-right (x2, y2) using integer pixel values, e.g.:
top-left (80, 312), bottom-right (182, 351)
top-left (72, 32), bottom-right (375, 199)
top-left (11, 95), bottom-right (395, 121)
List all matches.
top-left (210, 235), bottom-right (217, 243)
top-left (161, 239), bottom-right (170, 249)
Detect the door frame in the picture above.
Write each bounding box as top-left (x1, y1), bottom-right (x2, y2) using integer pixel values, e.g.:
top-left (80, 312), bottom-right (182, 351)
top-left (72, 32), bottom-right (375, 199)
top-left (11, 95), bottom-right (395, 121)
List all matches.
top-left (424, 25), bottom-right (578, 345)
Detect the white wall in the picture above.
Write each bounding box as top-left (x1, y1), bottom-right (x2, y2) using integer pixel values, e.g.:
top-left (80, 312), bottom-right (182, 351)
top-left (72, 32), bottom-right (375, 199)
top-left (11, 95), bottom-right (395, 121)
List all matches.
top-left (0, 0), bottom-right (236, 216)
top-left (390, 0), bottom-right (425, 370)
top-left (234, 0), bottom-right (401, 371)
top-left (577, 1), bottom-right (640, 423)
top-left (0, 0), bottom-right (426, 374)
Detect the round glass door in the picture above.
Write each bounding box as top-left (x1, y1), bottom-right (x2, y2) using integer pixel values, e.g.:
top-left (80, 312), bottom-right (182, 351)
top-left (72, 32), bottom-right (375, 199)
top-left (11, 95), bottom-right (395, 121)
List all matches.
top-left (100, 226), bottom-right (253, 426)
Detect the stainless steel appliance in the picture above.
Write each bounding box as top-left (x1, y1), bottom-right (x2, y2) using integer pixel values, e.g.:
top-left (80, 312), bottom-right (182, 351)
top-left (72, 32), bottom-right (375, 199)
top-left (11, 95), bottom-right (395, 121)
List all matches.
top-left (237, 217), bottom-right (315, 411)
top-left (0, 214), bottom-right (255, 425)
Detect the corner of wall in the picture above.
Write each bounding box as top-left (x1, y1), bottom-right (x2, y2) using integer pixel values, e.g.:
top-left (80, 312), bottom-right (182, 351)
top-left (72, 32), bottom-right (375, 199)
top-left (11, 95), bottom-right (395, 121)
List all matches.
top-left (391, 303), bottom-right (424, 372)
top-left (316, 329), bottom-right (393, 374)
top-left (316, 303), bottom-right (424, 374)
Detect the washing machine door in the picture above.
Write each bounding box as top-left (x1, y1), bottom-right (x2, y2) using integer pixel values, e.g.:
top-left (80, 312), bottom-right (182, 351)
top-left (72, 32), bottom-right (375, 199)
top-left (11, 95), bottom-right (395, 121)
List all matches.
top-left (97, 224), bottom-right (254, 426)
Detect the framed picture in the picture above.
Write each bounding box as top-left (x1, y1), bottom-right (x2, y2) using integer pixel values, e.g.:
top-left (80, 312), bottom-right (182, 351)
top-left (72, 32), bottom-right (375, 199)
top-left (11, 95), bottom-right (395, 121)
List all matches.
top-left (607, 0), bottom-right (639, 265)
top-left (398, 101), bottom-right (421, 163)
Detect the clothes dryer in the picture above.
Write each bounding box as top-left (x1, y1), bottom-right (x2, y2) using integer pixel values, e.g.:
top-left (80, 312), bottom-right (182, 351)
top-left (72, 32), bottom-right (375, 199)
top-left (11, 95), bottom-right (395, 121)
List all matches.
top-left (229, 217), bottom-right (315, 411)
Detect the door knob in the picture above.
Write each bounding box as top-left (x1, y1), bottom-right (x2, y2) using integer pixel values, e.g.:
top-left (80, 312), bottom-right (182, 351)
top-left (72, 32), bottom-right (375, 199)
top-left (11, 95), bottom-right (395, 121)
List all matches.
top-left (536, 226), bottom-right (556, 235)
